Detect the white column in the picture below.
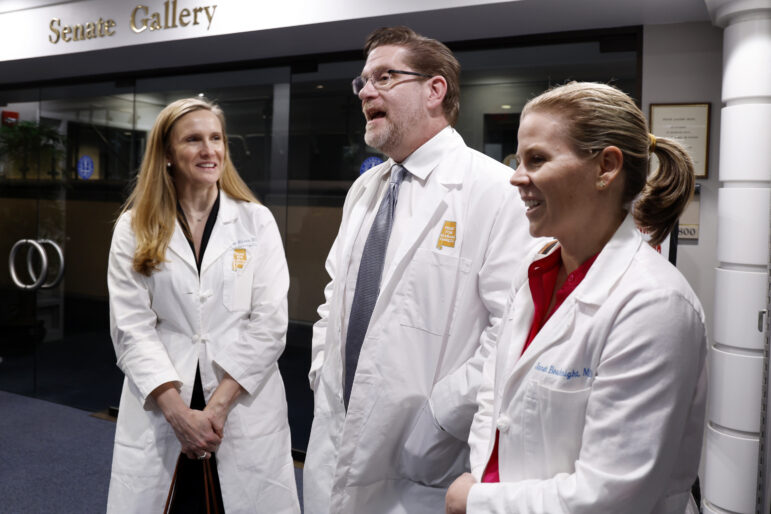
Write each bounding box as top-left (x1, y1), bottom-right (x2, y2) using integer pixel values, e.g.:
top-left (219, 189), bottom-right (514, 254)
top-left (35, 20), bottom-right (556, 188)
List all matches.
top-left (703, 1), bottom-right (771, 513)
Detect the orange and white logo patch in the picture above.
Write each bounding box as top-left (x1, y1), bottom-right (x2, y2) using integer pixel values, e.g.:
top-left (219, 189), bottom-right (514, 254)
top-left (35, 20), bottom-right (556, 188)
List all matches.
top-left (437, 221), bottom-right (457, 250)
top-left (232, 248), bottom-right (247, 271)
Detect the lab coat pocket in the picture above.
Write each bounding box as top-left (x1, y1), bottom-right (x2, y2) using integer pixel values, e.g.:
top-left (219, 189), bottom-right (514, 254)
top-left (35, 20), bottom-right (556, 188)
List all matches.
top-left (112, 432), bottom-right (153, 478)
top-left (400, 248), bottom-right (471, 335)
top-left (222, 251), bottom-right (254, 312)
top-left (398, 400), bottom-right (468, 486)
top-left (524, 381), bottom-right (591, 476)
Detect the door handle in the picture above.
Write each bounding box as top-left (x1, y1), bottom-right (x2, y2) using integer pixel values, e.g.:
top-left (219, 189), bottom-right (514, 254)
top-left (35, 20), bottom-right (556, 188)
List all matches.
top-left (33, 239), bottom-right (65, 289)
top-left (8, 238), bottom-right (65, 290)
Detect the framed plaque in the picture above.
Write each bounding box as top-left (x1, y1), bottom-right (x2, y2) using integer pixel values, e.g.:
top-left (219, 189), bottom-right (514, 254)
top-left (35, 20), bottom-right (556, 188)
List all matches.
top-left (649, 103), bottom-right (710, 178)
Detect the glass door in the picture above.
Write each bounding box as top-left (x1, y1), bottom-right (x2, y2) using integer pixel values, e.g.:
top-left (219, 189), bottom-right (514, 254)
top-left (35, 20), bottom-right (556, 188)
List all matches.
top-left (0, 83), bottom-right (136, 412)
top-left (0, 123), bottom-right (63, 397)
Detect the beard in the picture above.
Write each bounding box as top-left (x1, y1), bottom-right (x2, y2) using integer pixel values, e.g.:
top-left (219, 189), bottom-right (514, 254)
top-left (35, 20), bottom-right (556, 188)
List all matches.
top-left (364, 118), bottom-right (398, 152)
top-left (363, 100), bottom-right (423, 157)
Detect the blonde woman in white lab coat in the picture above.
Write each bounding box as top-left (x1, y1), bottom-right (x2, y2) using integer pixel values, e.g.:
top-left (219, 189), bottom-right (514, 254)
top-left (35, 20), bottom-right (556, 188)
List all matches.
top-left (106, 98), bottom-right (299, 513)
top-left (446, 82), bottom-right (707, 514)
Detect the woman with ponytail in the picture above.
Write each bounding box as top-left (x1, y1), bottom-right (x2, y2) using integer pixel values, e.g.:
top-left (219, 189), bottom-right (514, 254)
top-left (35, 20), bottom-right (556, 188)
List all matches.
top-left (106, 98), bottom-right (299, 513)
top-left (446, 82), bottom-right (706, 514)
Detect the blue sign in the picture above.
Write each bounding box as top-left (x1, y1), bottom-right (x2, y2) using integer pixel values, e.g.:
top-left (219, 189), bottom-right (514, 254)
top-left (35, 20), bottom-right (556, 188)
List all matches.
top-left (359, 156), bottom-right (384, 175)
top-left (77, 155), bottom-right (94, 180)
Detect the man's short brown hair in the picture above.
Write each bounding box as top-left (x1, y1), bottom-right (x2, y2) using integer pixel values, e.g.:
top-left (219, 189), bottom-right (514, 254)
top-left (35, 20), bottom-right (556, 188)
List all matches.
top-left (364, 26), bottom-right (461, 126)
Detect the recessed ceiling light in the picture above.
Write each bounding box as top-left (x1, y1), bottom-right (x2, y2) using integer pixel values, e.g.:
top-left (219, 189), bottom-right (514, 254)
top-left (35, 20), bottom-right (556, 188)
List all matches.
top-left (316, 84), bottom-right (324, 89)
top-left (501, 104), bottom-right (511, 109)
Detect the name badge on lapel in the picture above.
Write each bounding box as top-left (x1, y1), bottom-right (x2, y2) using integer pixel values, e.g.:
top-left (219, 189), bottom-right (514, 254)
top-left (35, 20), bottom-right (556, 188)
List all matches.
top-left (436, 221), bottom-right (457, 250)
top-left (232, 248), bottom-right (247, 272)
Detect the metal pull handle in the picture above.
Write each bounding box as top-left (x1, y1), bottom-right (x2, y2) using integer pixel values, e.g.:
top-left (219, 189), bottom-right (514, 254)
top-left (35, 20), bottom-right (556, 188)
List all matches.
top-left (8, 238), bottom-right (65, 291)
top-left (761, 310), bottom-right (768, 333)
top-left (10, 239), bottom-right (47, 290)
top-left (34, 239), bottom-right (65, 289)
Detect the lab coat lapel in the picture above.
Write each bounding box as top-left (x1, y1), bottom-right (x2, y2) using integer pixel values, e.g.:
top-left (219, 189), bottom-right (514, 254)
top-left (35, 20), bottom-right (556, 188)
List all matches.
top-left (495, 283), bottom-right (533, 388)
top-left (573, 214), bottom-right (641, 307)
top-left (510, 298), bottom-right (578, 385)
top-left (201, 191), bottom-right (238, 275)
top-left (339, 164), bottom-right (391, 277)
top-left (167, 220), bottom-right (197, 273)
top-left (498, 247), bottom-right (578, 397)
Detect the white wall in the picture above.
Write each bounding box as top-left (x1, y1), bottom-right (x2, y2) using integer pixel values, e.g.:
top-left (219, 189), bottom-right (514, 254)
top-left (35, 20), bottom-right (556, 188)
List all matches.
top-left (642, 21), bottom-right (723, 341)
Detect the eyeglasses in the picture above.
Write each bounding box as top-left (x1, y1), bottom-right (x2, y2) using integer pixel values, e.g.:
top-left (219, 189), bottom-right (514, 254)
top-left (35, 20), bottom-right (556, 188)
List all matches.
top-left (352, 69), bottom-right (433, 95)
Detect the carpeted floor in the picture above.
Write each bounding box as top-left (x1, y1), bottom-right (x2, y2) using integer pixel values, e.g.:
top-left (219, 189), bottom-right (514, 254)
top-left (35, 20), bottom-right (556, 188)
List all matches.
top-left (0, 391), bottom-right (305, 513)
top-left (0, 390), bottom-right (115, 513)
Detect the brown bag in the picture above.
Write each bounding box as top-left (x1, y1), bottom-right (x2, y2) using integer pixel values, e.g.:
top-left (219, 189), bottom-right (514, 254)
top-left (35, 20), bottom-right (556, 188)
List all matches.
top-left (163, 454), bottom-right (221, 514)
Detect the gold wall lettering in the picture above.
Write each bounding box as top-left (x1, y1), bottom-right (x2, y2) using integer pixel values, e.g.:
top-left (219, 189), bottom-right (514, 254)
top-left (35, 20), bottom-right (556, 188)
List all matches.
top-left (130, 2), bottom-right (217, 33)
top-left (48, 2), bottom-right (217, 44)
top-left (49, 17), bottom-right (116, 44)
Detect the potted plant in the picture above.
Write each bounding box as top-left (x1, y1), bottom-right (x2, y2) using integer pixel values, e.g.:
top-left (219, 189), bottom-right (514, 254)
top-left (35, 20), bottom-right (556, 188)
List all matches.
top-left (0, 121), bottom-right (64, 179)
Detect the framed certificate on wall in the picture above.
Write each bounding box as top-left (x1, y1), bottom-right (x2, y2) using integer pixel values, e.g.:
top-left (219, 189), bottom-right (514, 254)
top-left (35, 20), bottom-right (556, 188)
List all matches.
top-left (649, 103), bottom-right (710, 178)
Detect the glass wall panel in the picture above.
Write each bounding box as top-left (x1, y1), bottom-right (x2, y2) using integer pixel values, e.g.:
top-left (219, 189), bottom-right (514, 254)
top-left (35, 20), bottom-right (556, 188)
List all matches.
top-left (0, 33), bottom-right (639, 458)
top-left (136, 68), bottom-right (290, 207)
top-left (0, 82), bottom-right (134, 410)
top-left (456, 41), bottom-right (638, 161)
top-left (288, 60), bottom-right (368, 326)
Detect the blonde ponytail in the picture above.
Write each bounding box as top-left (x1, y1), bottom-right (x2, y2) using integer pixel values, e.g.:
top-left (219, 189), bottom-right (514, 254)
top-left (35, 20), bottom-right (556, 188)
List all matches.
top-left (634, 137), bottom-right (695, 246)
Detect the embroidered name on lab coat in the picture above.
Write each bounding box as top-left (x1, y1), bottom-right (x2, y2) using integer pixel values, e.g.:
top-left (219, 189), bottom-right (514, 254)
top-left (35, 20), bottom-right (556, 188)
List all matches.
top-left (535, 361), bottom-right (593, 380)
top-left (232, 248), bottom-right (247, 271)
top-left (437, 221), bottom-right (457, 249)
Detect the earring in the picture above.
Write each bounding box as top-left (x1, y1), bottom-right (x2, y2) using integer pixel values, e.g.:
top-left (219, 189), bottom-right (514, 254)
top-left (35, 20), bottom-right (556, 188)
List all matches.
top-left (598, 180), bottom-right (606, 189)
top-left (166, 162), bottom-right (172, 168)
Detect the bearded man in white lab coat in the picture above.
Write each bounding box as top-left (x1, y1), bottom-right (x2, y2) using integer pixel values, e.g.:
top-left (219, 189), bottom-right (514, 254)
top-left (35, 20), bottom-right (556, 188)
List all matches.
top-left (303, 26), bottom-right (537, 514)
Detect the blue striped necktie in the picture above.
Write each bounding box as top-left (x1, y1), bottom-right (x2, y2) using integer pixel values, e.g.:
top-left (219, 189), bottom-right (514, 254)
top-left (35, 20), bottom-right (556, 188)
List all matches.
top-left (344, 164), bottom-right (407, 409)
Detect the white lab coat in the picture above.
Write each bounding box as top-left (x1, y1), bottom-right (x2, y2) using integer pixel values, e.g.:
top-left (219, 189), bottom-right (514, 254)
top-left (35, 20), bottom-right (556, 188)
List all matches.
top-left (304, 129), bottom-right (537, 514)
top-left (466, 214), bottom-right (707, 514)
top-left (106, 192), bottom-right (299, 514)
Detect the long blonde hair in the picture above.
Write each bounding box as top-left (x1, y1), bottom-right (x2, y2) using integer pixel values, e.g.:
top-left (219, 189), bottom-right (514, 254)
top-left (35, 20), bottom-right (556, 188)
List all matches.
top-left (522, 82), bottom-right (695, 246)
top-left (120, 97), bottom-right (259, 276)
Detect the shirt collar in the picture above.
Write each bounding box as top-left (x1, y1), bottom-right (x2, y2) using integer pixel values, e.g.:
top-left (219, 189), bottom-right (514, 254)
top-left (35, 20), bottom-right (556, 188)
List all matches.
top-left (528, 246), bottom-right (598, 311)
top-left (398, 125), bottom-right (457, 181)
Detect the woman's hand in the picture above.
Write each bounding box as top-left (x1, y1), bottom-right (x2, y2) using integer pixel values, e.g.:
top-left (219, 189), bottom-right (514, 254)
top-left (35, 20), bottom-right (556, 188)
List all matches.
top-left (171, 409), bottom-right (223, 459)
top-left (151, 382), bottom-right (222, 460)
top-left (446, 472), bottom-right (476, 514)
top-left (203, 374), bottom-right (244, 439)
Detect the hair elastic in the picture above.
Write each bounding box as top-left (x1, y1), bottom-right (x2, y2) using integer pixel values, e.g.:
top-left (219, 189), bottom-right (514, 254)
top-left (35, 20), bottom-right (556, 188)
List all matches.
top-left (648, 133), bottom-right (657, 153)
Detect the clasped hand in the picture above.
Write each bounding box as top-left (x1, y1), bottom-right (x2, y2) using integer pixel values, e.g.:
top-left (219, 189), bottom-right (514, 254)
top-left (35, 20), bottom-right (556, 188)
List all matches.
top-left (152, 382), bottom-right (230, 460)
top-left (168, 406), bottom-right (224, 460)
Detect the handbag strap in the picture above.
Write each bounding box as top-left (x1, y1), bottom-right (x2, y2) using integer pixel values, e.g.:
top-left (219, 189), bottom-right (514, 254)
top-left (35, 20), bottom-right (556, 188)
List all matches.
top-left (203, 459), bottom-right (211, 514)
top-left (163, 454), bottom-right (183, 514)
top-left (163, 454), bottom-right (220, 514)
top-left (203, 459), bottom-right (220, 514)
